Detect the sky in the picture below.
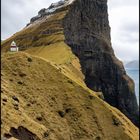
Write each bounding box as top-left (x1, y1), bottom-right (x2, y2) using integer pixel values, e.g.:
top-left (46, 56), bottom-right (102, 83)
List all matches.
top-left (1, 0), bottom-right (139, 63)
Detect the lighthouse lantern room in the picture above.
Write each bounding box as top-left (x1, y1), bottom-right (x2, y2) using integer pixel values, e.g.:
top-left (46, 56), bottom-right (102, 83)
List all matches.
top-left (10, 41), bottom-right (19, 52)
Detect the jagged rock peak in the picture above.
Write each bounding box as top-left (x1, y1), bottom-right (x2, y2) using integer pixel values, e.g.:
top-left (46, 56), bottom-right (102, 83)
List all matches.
top-left (28, 0), bottom-right (75, 25)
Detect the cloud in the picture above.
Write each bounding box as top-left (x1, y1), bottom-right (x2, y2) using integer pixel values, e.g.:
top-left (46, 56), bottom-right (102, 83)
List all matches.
top-left (112, 42), bottom-right (139, 62)
top-left (108, 0), bottom-right (139, 10)
top-left (1, 0), bottom-right (58, 39)
top-left (108, 1), bottom-right (139, 62)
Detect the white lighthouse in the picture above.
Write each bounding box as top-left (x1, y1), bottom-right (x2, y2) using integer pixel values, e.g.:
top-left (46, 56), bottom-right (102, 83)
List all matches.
top-left (10, 41), bottom-right (19, 52)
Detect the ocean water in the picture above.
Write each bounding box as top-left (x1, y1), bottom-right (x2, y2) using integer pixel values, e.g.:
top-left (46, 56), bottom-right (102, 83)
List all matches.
top-left (126, 69), bottom-right (139, 105)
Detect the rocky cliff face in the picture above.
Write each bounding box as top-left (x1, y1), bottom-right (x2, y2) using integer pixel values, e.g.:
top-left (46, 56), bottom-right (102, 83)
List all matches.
top-left (63, 0), bottom-right (139, 126)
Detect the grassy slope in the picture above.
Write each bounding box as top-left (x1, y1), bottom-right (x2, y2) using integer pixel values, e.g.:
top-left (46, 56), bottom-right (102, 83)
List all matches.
top-left (25, 42), bottom-right (85, 88)
top-left (1, 52), bottom-right (139, 140)
top-left (1, 8), bottom-right (85, 88)
top-left (1, 9), bottom-right (67, 52)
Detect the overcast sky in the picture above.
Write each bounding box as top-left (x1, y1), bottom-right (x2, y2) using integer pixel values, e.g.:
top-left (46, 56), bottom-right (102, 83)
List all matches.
top-left (1, 0), bottom-right (139, 63)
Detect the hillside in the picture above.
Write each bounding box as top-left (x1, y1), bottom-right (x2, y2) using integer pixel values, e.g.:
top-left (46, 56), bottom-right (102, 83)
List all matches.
top-left (1, 0), bottom-right (139, 127)
top-left (125, 60), bottom-right (139, 69)
top-left (1, 52), bottom-right (139, 140)
top-left (1, 0), bottom-right (139, 139)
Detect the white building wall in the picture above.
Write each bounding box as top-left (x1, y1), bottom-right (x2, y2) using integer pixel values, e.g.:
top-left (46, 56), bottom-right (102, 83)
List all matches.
top-left (10, 47), bottom-right (19, 52)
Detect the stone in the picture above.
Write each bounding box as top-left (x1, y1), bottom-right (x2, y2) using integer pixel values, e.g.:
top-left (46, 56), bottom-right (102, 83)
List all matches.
top-left (9, 126), bottom-right (40, 140)
top-left (13, 103), bottom-right (19, 110)
top-left (19, 72), bottom-right (26, 77)
top-left (2, 98), bottom-right (7, 102)
top-left (95, 136), bottom-right (101, 140)
top-left (17, 81), bottom-right (23, 85)
top-left (36, 116), bottom-right (43, 121)
top-left (3, 133), bottom-right (12, 139)
top-left (12, 96), bottom-right (19, 102)
top-left (27, 57), bottom-right (32, 62)
top-left (112, 116), bottom-right (121, 126)
top-left (38, 8), bottom-right (47, 15)
top-left (58, 111), bottom-right (65, 117)
top-left (44, 132), bottom-right (49, 138)
top-left (26, 103), bottom-right (31, 107)
top-left (65, 108), bottom-right (72, 113)
top-left (67, 80), bottom-right (73, 84)
top-left (88, 95), bottom-right (94, 100)
top-left (96, 92), bottom-right (104, 100)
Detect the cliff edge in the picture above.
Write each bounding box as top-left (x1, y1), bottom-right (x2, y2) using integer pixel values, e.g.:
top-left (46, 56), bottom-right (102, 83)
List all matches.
top-left (63, 0), bottom-right (139, 127)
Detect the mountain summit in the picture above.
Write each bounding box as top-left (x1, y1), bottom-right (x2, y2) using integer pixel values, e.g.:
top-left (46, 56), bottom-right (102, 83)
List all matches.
top-left (27, 0), bottom-right (75, 25)
top-left (1, 0), bottom-right (139, 139)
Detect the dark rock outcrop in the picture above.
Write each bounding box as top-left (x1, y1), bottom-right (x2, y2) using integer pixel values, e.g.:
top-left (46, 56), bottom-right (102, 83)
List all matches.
top-left (2, 126), bottom-right (40, 140)
top-left (28, 0), bottom-right (69, 25)
top-left (63, 0), bottom-right (139, 127)
top-left (9, 126), bottom-right (40, 140)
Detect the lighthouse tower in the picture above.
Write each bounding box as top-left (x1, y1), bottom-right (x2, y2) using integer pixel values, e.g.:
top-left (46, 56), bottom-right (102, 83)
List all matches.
top-left (10, 41), bottom-right (18, 52)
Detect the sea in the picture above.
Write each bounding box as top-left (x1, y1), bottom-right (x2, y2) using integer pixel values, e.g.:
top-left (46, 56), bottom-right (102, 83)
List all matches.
top-left (126, 69), bottom-right (139, 105)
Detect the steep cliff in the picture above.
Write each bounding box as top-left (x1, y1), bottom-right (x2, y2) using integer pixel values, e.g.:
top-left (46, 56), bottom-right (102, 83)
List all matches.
top-left (1, 0), bottom-right (139, 130)
top-left (63, 0), bottom-right (139, 127)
